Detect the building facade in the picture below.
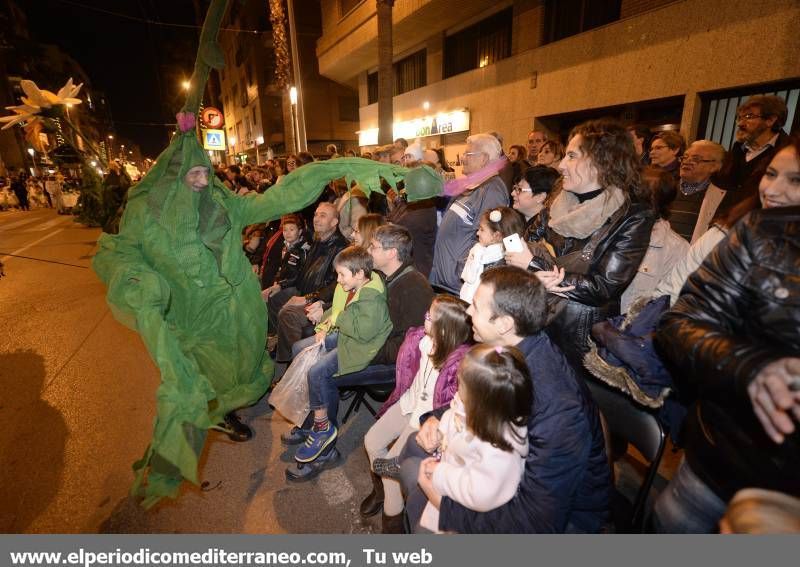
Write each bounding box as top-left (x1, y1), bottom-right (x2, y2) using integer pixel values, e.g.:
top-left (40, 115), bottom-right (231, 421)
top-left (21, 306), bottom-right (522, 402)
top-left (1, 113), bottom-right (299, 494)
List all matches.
top-left (217, 0), bottom-right (359, 165)
top-left (317, 0), bottom-right (800, 164)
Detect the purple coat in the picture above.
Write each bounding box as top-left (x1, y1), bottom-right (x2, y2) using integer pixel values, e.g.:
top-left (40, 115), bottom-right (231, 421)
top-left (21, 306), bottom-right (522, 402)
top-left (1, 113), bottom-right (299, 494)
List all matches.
top-left (377, 326), bottom-right (470, 418)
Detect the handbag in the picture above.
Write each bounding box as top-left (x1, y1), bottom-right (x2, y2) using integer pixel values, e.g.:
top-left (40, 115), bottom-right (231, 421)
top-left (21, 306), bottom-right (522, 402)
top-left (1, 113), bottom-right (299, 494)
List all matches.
top-left (268, 341), bottom-right (324, 427)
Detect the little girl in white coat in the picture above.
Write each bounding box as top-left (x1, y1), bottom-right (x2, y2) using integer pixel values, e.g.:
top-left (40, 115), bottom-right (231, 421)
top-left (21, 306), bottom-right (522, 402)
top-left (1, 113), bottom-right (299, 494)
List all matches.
top-left (459, 207), bottom-right (525, 303)
top-left (417, 344), bottom-right (533, 533)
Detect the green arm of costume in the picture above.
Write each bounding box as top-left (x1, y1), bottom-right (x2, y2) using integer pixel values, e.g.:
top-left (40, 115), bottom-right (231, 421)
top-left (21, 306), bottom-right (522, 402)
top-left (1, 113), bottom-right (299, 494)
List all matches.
top-left (232, 158), bottom-right (442, 226)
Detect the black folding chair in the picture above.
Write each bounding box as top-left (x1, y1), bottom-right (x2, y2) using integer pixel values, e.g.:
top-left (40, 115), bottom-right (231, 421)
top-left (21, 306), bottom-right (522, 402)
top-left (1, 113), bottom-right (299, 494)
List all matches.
top-left (340, 383), bottom-right (395, 424)
top-left (587, 380), bottom-right (666, 532)
top-left (334, 365), bottom-right (397, 424)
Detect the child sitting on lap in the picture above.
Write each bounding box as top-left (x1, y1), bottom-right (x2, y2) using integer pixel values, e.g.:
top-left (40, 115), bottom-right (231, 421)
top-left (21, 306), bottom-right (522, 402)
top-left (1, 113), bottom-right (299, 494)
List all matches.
top-left (459, 207), bottom-right (524, 303)
top-left (417, 344), bottom-right (532, 533)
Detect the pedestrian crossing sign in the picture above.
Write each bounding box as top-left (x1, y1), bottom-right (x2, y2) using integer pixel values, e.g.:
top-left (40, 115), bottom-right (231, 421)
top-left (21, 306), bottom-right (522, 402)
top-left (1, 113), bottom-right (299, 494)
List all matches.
top-left (203, 129), bottom-right (225, 150)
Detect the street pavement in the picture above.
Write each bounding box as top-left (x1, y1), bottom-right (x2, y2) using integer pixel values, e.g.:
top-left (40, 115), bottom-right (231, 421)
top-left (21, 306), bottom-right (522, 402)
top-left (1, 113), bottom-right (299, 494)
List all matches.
top-left (0, 208), bottom-right (380, 534)
top-left (0, 208), bottom-right (679, 534)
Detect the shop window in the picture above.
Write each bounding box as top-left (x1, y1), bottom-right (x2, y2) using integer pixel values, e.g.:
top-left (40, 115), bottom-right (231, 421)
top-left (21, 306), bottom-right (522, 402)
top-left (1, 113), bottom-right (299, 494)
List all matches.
top-left (544, 0), bottom-right (622, 44)
top-left (367, 49), bottom-right (427, 104)
top-left (443, 8), bottom-right (512, 79)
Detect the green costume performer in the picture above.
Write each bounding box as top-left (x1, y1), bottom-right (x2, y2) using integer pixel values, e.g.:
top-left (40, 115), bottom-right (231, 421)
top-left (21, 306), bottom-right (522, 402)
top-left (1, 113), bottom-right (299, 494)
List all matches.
top-left (92, 0), bottom-right (442, 507)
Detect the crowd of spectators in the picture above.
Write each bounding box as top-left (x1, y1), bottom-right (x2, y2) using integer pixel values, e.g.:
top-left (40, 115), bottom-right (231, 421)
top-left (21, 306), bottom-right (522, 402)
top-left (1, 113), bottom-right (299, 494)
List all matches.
top-left (219, 94), bottom-right (799, 534)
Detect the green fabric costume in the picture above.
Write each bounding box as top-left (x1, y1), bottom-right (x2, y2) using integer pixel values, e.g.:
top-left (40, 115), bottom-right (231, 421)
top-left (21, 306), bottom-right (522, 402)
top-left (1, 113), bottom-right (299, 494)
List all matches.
top-left (91, 0), bottom-right (442, 507)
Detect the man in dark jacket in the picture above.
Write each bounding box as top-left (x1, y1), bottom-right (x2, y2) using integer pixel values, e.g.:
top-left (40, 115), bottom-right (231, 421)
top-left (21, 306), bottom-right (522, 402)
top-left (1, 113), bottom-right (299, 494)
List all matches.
top-left (269, 202), bottom-right (348, 369)
top-left (370, 224), bottom-right (434, 365)
top-left (713, 95), bottom-right (790, 215)
top-left (654, 206), bottom-right (800, 533)
top-left (405, 267), bottom-right (610, 533)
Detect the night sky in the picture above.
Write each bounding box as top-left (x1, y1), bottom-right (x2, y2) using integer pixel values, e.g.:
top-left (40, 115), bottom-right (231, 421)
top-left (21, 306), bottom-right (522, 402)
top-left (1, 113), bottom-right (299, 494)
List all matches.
top-left (22, 0), bottom-right (226, 158)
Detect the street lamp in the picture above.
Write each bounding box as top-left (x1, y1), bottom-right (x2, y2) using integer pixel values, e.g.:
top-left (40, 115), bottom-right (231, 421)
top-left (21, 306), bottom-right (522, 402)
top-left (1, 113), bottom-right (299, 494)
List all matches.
top-left (255, 135), bottom-right (264, 165)
top-left (289, 86), bottom-right (299, 154)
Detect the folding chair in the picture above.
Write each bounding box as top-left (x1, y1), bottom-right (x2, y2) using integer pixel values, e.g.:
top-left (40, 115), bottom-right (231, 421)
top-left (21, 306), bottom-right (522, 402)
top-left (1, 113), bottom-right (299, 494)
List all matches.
top-left (587, 380), bottom-right (666, 532)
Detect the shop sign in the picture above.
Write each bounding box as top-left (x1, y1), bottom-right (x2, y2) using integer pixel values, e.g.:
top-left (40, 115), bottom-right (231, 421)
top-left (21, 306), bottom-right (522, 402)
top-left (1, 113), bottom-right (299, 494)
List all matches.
top-left (202, 129), bottom-right (226, 151)
top-left (358, 109), bottom-right (470, 146)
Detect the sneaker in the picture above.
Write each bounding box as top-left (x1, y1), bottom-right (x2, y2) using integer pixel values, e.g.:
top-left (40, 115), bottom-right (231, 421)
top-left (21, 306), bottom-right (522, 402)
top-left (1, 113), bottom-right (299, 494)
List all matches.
top-left (281, 426), bottom-right (311, 445)
top-left (218, 412), bottom-right (253, 442)
top-left (294, 424), bottom-right (338, 463)
top-left (372, 457), bottom-right (401, 479)
top-left (285, 447), bottom-right (341, 482)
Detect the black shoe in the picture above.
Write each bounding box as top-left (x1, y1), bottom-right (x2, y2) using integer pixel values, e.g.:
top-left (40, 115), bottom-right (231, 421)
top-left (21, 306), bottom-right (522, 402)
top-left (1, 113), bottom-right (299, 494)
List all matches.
top-left (359, 472), bottom-right (385, 518)
top-left (381, 511), bottom-right (406, 534)
top-left (285, 447), bottom-right (341, 482)
top-left (372, 457), bottom-right (401, 480)
top-left (281, 426), bottom-right (310, 445)
top-left (220, 412), bottom-right (253, 442)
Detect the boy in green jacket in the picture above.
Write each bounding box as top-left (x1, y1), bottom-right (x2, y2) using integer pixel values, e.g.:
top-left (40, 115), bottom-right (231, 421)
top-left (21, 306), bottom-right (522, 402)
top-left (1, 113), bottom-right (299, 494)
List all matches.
top-left (288, 246), bottom-right (392, 473)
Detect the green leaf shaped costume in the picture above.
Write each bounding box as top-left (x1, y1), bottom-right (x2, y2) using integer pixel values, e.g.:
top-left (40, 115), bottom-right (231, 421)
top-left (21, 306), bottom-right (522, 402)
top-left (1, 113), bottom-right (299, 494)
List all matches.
top-left (92, 0), bottom-right (441, 507)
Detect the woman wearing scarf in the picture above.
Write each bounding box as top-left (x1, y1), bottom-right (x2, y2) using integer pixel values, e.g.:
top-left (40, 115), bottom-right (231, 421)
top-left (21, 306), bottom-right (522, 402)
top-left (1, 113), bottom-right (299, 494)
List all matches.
top-left (506, 119), bottom-right (655, 365)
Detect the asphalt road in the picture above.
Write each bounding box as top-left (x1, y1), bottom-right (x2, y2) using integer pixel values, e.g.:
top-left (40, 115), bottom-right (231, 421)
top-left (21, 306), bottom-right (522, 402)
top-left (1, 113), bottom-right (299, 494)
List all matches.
top-left (0, 208), bottom-right (380, 534)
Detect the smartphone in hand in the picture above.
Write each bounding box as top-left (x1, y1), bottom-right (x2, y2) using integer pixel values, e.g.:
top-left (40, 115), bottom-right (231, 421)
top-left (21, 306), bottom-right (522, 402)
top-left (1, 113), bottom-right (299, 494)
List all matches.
top-left (503, 233), bottom-right (524, 253)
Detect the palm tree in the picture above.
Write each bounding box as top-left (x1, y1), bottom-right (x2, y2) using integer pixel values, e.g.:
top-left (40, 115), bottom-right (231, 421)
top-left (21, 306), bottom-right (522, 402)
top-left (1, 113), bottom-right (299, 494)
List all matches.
top-left (376, 0), bottom-right (394, 145)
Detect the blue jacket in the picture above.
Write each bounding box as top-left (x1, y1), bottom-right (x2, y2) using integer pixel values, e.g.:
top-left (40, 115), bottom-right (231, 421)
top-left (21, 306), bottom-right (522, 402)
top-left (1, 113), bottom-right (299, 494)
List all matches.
top-left (437, 332), bottom-right (611, 533)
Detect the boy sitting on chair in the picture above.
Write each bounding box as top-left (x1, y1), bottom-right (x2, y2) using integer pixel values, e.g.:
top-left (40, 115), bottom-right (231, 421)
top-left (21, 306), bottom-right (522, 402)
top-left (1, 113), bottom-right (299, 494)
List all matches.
top-left (285, 245), bottom-right (393, 481)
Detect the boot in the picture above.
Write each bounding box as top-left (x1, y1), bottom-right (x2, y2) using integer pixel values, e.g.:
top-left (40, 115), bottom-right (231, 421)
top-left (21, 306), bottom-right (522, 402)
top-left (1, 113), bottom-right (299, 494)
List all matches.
top-left (359, 472), bottom-right (384, 518)
top-left (381, 511), bottom-right (405, 534)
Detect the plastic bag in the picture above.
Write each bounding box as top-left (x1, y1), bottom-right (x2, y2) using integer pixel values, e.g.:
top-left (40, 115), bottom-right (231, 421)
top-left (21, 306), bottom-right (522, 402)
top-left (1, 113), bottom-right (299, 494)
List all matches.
top-left (269, 341), bottom-right (323, 427)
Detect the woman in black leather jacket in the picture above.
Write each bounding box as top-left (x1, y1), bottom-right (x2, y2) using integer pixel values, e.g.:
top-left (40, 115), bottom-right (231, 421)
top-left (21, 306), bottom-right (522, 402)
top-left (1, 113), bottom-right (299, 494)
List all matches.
top-left (652, 139), bottom-right (800, 533)
top-left (506, 119), bottom-right (655, 364)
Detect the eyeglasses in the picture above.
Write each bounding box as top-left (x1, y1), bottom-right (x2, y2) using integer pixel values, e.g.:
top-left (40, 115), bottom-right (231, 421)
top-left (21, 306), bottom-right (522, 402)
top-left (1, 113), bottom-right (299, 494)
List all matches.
top-left (462, 151), bottom-right (485, 158)
top-left (678, 155), bottom-right (718, 164)
top-left (367, 242), bottom-right (384, 251)
top-left (511, 184), bottom-right (533, 194)
top-left (737, 113), bottom-right (766, 121)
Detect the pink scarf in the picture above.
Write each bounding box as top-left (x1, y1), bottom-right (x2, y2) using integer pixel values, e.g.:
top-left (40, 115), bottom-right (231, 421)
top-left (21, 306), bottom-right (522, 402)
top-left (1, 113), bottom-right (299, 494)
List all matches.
top-left (443, 157), bottom-right (507, 197)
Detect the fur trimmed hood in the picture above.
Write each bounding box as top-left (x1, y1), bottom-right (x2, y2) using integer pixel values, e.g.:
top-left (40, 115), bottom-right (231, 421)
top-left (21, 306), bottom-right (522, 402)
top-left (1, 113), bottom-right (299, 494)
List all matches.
top-left (548, 186), bottom-right (627, 239)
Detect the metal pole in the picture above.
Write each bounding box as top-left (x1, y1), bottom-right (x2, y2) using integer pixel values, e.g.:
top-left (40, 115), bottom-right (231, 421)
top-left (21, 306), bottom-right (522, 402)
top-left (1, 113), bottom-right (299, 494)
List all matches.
top-left (286, 0), bottom-right (307, 152)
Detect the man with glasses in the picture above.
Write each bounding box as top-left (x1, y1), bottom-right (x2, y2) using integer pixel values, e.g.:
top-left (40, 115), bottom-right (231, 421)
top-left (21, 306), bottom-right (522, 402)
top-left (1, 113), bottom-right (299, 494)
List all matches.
top-left (669, 140), bottom-right (726, 242)
top-left (430, 133), bottom-right (509, 294)
top-left (714, 95), bottom-right (790, 214)
top-left (527, 130), bottom-right (548, 162)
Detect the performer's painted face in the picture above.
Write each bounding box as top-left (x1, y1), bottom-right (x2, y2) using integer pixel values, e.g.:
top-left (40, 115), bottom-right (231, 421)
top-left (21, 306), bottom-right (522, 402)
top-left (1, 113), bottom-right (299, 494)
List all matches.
top-left (185, 166), bottom-right (210, 192)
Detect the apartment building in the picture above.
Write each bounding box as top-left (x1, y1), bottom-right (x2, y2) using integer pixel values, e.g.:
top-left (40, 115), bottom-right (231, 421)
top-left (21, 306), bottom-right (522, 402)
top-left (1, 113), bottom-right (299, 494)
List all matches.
top-left (317, 0), bottom-right (800, 162)
top-left (217, 0), bottom-right (359, 164)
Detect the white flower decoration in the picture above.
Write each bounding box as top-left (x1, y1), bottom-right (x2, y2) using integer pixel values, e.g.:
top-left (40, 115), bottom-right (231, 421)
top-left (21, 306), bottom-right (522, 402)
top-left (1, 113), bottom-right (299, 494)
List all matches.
top-left (0, 78), bottom-right (83, 130)
top-left (489, 209), bottom-right (502, 223)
